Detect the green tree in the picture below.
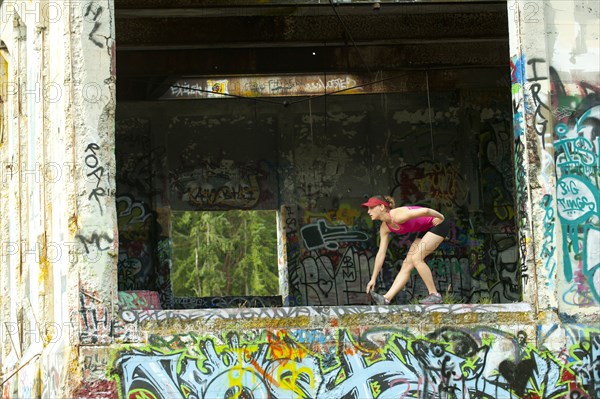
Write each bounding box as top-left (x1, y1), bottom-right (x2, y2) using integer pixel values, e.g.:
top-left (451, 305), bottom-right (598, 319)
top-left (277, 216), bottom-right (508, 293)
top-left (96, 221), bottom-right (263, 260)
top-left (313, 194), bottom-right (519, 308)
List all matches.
top-left (171, 210), bottom-right (279, 297)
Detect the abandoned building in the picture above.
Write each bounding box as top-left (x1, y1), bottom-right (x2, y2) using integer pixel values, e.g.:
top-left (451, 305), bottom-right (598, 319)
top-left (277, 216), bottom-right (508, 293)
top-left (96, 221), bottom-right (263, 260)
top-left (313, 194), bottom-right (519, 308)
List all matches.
top-left (0, 0), bottom-right (598, 397)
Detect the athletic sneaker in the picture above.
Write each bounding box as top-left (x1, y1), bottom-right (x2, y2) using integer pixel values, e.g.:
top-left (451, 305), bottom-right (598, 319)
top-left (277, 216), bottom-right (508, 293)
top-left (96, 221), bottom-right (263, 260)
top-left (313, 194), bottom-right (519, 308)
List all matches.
top-left (369, 291), bottom-right (390, 305)
top-left (419, 293), bottom-right (443, 304)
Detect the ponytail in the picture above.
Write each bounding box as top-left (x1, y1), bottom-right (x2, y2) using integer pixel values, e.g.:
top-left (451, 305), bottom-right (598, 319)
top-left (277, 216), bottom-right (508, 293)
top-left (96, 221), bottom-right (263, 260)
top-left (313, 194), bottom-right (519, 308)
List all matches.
top-left (384, 195), bottom-right (395, 208)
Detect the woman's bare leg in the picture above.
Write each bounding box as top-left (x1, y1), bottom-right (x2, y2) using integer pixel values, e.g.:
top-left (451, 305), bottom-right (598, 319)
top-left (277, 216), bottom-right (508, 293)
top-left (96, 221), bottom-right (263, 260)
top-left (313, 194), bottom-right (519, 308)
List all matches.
top-left (411, 232), bottom-right (444, 294)
top-left (385, 260), bottom-right (414, 301)
top-left (384, 233), bottom-right (444, 301)
top-left (384, 239), bottom-right (421, 300)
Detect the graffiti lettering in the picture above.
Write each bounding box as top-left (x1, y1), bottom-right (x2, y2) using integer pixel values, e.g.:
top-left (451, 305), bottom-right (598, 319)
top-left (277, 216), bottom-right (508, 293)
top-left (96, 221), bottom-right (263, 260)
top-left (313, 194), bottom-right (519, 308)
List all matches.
top-left (84, 143), bottom-right (108, 215)
top-left (540, 195), bottom-right (557, 283)
top-left (77, 232), bottom-right (114, 254)
top-left (84, 3), bottom-right (104, 48)
top-left (111, 328), bottom-right (598, 399)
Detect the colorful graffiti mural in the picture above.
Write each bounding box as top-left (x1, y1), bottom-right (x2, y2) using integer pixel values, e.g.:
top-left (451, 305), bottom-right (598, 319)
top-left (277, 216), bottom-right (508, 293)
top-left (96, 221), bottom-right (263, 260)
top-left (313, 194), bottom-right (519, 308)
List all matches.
top-left (288, 203), bottom-right (520, 306)
top-left (549, 63), bottom-right (599, 307)
top-left (110, 326), bottom-right (599, 399)
top-left (116, 196), bottom-right (160, 293)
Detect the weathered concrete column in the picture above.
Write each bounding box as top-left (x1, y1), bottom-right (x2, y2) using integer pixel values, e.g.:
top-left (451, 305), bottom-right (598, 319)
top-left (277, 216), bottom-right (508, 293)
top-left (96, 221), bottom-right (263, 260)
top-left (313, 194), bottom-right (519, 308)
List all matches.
top-left (65, 0), bottom-right (117, 396)
top-left (507, 0), bottom-right (599, 353)
top-left (507, 0), bottom-right (555, 313)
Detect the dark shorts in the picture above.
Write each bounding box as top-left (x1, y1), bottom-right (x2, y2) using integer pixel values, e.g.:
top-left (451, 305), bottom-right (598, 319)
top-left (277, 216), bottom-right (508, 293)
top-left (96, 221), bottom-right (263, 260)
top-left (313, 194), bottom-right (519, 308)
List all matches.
top-left (426, 219), bottom-right (451, 238)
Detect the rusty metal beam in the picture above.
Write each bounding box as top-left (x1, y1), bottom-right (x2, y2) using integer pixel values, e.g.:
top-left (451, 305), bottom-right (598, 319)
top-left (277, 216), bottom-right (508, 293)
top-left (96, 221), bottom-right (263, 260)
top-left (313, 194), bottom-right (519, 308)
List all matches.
top-left (117, 66), bottom-right (509, 101)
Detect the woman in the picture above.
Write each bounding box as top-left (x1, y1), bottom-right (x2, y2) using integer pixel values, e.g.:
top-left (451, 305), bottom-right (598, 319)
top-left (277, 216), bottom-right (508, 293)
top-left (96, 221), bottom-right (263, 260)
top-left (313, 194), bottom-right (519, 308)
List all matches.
top-left (362, 195), bottom-right (450, 305)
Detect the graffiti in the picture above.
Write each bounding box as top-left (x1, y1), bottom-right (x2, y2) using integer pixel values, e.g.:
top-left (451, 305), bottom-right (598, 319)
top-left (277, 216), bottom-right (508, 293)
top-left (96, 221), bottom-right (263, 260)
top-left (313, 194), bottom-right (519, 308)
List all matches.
top-left (555, 125), bottom-right (598, 177)
top-left (173, 295), bottom-right (282, 309)
top-left (17, 363), bottom-right (35, 399)
top-left (540, 194), bottom-right (557, 284)
top-left (84, 143), bottom-right (109, 215)
top-left (170, 159), bottom-right (268, 210)
top-left (510, 54), bottom-right (526, 137)
top-left (117, 303), bottom-right (524, 326)
top-left (118, 291), bottom-right (161, 310)
top-left (296, 216), bottom-right (517, 305)
top-left (117, 145), bottom-right (166, 195)
top-left (84, 3), bottom-right (105, 48)
top-left (303, 76), bottom-right (359, 94)
top-left (391, 162), bottom-right (469, 210)
top-left (300, 219), bottom-right (368, 251)
top-left (556, 173), bottom-right (599, 305)
top-left (163, 75), bottom-right (364, 99)
top-left (571, 333), bottom-right (600, 398)
top-left (41, 360), bottom-right (62, 399)
top-left (297, 245), bottom-right (372, 306)
top-left (78, 290), bottom-right (111, 344)
top-left (111, 327), bottom-right (597, 399)
top-left (548, 64), bottom-right (600, 306)
top-left (527, 59), bottom-right (551, 143)
top-left (291, 143), bottom-right (353, 209)
top-left (41, 339), bottom-right (69, 399)
top-left (77, 232), bottom-right (114, 254)
top-left (480, 120), bottom-right (516, 227)
top-left (484, 234), bottom-right (520, 303)
top-left (285, 205), bottom-right (303, 306)
top-left (156, 237), bottom-right (174, 308)
top-left (514, 138), bottom-right (531, 289)
top-left (116, 195), bottom-right (163, 298)
top-left (74, 380), bottom-right (118, 399)
top-left (116, 195), bottom-right (153, 242)
top-left (83, 350), bottom-right (110, 381)
top-left (117, 255), bottom-right (144, 290)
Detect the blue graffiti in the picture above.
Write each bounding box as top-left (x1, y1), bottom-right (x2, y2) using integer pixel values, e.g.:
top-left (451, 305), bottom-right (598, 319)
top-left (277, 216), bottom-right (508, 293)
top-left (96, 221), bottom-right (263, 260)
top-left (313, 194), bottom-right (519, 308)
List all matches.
top-left (112, 329), bottom-right (596, 399)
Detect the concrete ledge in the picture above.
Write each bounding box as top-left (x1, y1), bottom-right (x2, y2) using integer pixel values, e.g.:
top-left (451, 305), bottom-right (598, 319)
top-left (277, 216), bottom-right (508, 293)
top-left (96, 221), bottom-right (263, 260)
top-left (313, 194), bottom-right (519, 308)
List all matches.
top-left (117, 303), bottom-right (535, 339)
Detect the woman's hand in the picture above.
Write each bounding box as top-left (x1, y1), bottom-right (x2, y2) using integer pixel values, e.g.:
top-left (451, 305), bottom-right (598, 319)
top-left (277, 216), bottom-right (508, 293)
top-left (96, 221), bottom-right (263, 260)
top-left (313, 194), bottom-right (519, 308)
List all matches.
top-left (366, 279), bottom-right (376, 294)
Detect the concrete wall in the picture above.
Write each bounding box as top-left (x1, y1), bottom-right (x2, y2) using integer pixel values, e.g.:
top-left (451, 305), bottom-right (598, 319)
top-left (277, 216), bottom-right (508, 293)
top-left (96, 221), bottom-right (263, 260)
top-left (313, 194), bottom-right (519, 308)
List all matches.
top-left (0, 1), bottom-right (598, 398)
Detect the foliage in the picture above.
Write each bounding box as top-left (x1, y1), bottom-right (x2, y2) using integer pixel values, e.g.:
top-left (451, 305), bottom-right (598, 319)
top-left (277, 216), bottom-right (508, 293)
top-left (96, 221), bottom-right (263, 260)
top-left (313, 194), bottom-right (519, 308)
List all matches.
top-left (171, 210), bottom-right (279, 297)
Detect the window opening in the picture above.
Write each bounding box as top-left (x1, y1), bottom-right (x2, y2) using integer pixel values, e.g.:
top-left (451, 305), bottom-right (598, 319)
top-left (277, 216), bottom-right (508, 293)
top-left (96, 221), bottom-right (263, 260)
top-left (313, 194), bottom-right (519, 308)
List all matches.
top-left (171, 210), bottom-right (280, 307)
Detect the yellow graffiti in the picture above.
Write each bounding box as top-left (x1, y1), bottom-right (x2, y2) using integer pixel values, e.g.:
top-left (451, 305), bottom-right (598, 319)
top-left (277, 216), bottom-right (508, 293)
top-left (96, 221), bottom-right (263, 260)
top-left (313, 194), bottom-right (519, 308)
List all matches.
top-left (304, 203), bottom-right (363, 227)
top-left (268, 332), bottom-right (309, 361)
top-left (370, 380), bottom-right (382, 397)
top-left (127, 388), bottom-right (157, 399)
top-left (180, 384), bottom-right (191, 398)
top-left (276, 361), bottom-right (315, 397)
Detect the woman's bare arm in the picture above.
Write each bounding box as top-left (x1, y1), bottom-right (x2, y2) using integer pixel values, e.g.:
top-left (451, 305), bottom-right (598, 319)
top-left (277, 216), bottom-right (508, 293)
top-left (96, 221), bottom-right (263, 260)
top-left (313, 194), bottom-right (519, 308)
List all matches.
top-left (366, 225), bottom-right (391, 293)
top-left (393, 207), bottom-right (444, 223)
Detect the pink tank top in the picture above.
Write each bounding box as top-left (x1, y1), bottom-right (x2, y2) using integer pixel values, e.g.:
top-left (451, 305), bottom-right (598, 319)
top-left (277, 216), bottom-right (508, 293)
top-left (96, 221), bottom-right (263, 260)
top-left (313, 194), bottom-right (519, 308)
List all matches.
top-left (385, 206), bottom-right (434, 234)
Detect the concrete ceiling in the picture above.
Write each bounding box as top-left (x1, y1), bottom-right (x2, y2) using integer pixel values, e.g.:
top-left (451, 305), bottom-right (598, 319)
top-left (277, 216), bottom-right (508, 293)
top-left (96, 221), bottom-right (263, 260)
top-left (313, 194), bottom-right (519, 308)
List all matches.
top-left (115, 0), bottom-right (510, 100)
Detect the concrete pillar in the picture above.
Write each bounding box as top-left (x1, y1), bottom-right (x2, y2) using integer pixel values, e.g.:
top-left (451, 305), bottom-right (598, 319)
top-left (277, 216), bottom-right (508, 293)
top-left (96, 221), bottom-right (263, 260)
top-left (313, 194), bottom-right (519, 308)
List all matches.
top-left (0, 0), bottom-right (116, 397)
top-left (65, 0), bottom-right (117, 396)
top-left (507, 0), bottom-right (599, 352)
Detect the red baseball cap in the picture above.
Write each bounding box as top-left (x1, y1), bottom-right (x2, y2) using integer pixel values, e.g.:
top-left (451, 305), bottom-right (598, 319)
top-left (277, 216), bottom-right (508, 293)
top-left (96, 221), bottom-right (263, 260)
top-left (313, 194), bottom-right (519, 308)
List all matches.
top-left (361, 197), bottom-right (388, 208)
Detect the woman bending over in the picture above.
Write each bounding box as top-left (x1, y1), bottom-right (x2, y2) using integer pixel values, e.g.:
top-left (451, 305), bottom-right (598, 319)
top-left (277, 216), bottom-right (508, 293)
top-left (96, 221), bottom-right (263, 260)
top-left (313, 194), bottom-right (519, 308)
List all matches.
top-left (362, 195), bottom-right (450, 305)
